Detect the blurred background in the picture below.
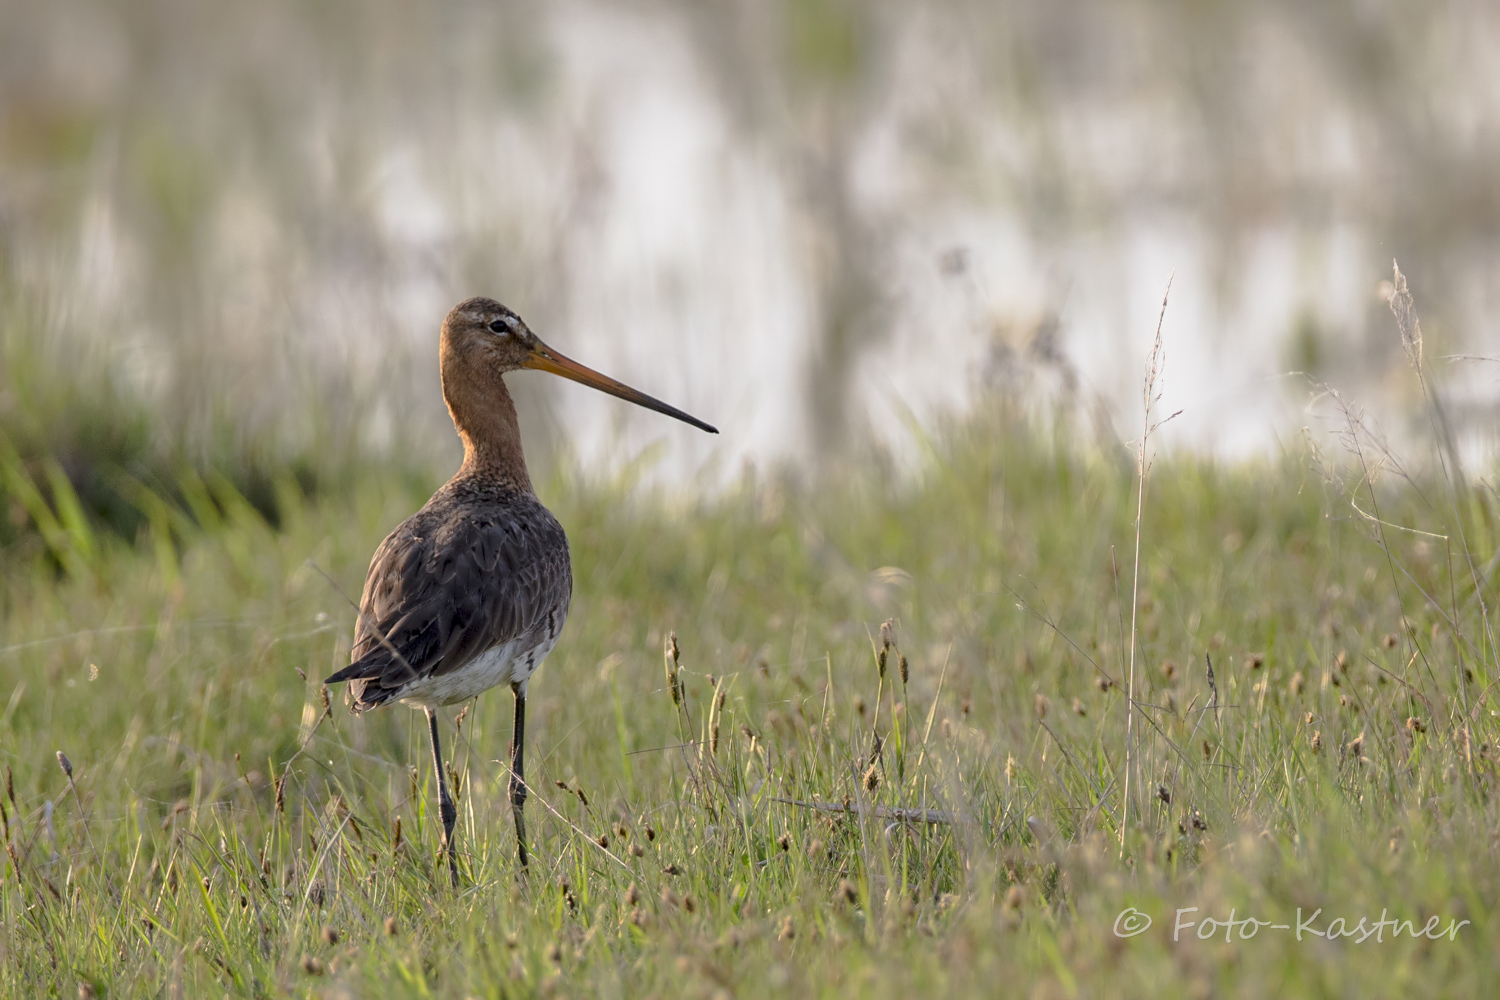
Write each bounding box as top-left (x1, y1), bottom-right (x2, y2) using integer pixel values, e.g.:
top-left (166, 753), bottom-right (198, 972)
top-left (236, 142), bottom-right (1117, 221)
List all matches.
top-left (4, 0), bottom-right (1500, 528)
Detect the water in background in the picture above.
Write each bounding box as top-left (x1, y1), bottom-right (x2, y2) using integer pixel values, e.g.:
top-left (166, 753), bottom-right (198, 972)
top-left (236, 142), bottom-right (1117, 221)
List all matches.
top-left (5, 0), bottom-right (1500, 487)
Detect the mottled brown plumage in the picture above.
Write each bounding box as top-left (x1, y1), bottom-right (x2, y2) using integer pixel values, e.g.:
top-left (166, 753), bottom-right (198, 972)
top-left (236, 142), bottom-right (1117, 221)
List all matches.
top-left (338, 480), bottom-right (570, 710)
top-left (325, 297), bottom-right (716, 883)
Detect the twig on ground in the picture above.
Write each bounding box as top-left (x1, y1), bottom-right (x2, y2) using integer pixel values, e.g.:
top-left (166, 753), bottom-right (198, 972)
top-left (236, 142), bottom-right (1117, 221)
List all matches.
top-left (771, 797), bottom-right (953, 826)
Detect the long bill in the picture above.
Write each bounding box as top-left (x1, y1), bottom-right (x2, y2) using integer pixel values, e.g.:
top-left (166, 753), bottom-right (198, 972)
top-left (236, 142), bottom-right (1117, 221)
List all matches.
top-left (523, 340), bottom-right (719, 434)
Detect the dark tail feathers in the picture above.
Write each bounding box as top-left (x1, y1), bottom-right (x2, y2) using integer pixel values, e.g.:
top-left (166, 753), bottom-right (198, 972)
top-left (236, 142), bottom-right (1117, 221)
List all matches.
top-left (324, 655), bottom-right (395, 713)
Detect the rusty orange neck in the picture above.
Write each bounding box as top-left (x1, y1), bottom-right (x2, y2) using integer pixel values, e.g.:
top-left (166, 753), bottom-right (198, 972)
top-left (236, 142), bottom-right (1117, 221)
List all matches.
top-left (440, 337), bottom-right (534, 492)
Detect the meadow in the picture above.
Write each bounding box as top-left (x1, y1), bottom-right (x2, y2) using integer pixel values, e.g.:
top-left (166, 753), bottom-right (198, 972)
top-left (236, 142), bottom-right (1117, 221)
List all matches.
top-left (4, 1), bottom-right (1499, 995)
top-left (0, 339), bottom-right (1497, 998)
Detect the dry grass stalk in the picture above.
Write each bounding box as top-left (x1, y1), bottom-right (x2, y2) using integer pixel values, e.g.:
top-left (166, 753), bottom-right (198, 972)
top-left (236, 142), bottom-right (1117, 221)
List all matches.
top-left (1389, 262), bottom-right (1486, 773)
top-left (1122, 273), bottom-right (1178, 854)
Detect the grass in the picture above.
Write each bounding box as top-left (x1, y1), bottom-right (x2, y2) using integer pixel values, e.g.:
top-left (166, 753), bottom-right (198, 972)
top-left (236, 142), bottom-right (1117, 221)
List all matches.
top-left (0, 392), bottom-right (1497, 998)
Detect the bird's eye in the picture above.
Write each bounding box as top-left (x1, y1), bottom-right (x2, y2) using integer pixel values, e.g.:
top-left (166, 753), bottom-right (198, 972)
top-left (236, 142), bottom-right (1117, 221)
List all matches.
top-left (488, 319), bottom-right (509, 334)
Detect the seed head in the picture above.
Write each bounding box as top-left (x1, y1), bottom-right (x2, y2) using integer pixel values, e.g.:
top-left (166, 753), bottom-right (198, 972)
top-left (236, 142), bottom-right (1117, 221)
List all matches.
top-left (321, 926), bottom-right (340, 946)
top-left (777, 915), bottom-right (795, 940)
top-left (1162, 660), bottom-right (1177, 681)
top-left (384, 916), bottom-right (399, 936)
top-left (1034, 694), bottom-right (1049, 719)
top-left (1071, 698), bottom-right (1086, 717)
top-left (625, 882), bottom-right (640, 906)
top-left (837, 880), bottom-right (859, 905)
top-left (880, 619), bottom-right (895, 649)
top-left (1156, 784), bottom-right (1171, 805)
top-left (1289, 672), bottom-right (1305, 695)
top-left (1406, 716), bottom-right (1425, 734)
top-left (56, 751), bottom-right (73, 779)
top-left (777, 832), bottom-right (791, 852)
top-left (1381, 633), bottom-right (1398, 649)
top-left (899, 655), bottom-right (909, 684)
top-left (300, 955), bottom-right (325, 976)
top-left (665, 632), bottom-right (681, 705)
top-left (862, 764), bottom-right (881, 792)
top-left (1095, 675), bottom-right (1113, 692)
top-left (1005, 755), bottom-right (1017, 782)
top-left (1310, 730), bottom-right (1323, 753)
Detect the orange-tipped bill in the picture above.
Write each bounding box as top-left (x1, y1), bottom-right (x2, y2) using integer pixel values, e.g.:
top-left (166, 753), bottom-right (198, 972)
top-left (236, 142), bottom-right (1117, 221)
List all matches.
top-left (524, 340), bottom-right (718, 434)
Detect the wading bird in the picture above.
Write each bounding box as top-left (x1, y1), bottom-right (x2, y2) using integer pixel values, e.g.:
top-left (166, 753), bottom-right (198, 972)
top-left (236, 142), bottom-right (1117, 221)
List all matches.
top-left (326, 299), bottom-right (716, 884)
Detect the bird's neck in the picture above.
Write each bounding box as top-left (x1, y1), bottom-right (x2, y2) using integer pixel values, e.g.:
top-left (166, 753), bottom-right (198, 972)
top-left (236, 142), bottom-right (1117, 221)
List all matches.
top-left (441, 354), bottom-right (534, 492)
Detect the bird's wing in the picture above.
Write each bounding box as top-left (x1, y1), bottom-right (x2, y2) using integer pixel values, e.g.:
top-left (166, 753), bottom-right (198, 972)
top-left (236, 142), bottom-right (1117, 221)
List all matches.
top-left (326, 503), bottom-right (570, 710)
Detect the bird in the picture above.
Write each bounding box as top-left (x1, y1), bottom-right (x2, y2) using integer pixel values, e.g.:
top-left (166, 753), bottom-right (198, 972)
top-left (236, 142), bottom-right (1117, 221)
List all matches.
top-left (325, 298), bottom-right (716, 884)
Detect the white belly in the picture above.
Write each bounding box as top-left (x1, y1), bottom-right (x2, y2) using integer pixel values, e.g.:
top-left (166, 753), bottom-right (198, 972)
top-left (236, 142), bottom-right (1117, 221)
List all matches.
top-left (397, 633), bottom-right (558, 709)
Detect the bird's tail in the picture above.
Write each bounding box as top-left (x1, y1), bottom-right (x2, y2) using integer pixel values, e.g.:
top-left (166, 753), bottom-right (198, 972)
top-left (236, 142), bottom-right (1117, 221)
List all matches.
top-left (325, 655), bottom-right (396, 714)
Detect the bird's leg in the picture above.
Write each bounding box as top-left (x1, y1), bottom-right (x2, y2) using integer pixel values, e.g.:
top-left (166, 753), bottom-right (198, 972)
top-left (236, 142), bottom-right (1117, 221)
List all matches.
top-left (509, 682), bottom-right (529, 870)
top-left (425, 707), bottom-right (459, 887)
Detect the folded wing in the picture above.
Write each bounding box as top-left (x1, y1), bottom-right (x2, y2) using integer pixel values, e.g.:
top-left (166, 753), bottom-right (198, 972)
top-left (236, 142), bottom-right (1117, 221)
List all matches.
top-left (326, 497), bottom-right (570, 711)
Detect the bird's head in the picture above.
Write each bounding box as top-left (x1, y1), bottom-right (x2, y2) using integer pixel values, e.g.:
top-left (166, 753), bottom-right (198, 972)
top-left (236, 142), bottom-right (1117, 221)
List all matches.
top-left (442, 297), bottom-right (717, 434)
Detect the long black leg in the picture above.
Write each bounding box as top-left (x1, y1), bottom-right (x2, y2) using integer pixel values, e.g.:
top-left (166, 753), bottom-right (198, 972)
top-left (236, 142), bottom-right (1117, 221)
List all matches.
top-left (425, 707), bottom-right (459, 887)
top-left (509, 683), bottom-right (529, 870)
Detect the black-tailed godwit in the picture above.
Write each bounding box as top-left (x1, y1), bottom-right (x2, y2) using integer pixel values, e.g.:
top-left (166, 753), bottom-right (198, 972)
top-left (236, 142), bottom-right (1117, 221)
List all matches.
top-left (326, 298), bottom-right (716, 883)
